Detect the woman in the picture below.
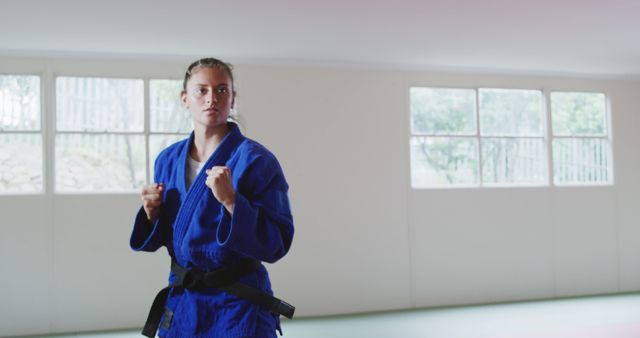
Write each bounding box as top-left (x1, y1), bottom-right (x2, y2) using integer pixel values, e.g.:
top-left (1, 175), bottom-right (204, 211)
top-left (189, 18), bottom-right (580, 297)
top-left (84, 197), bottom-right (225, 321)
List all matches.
top-left (131, 58), bottom-right (294, 337)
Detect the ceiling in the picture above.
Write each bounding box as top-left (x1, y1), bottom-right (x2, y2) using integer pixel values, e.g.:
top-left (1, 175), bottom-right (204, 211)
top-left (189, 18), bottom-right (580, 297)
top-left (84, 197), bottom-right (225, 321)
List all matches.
top-left (1, 0), bottom-right (639, 78)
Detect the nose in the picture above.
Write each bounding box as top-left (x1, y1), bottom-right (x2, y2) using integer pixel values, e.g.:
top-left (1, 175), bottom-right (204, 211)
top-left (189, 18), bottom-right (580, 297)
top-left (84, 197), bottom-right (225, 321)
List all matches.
top-left (205, 91), bottom-right (217, 104)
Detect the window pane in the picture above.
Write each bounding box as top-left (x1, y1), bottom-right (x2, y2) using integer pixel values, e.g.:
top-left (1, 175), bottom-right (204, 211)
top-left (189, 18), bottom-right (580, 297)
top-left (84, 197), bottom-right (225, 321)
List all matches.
top-left (481, 138), bottom-right (546, 185)
top-left (410, 87), bottom-right (476, 135)
top-left (0, 75), bottom-right (40, 131)
top-left (479, 88), bottom-right (544, 136)
top-left (551, 92), bottom-right (606, 136)
top-left (410, 136), bottom-right (478, 187)
top-left (55, 134), bottom-right (145, 192)
top-left (56, 77), bottom-right (144, 132)
top-left (553, 138), bottom-right (610, 184)
top-left (150, 80), bottom-right (192, 133)
top-left (0, 134), bottom-right (42, 193)
top-left (149, 134), bottom-right (188, 181)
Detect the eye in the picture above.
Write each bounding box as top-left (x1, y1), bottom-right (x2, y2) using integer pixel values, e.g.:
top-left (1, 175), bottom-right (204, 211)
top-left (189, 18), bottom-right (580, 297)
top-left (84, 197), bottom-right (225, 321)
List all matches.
top-left (197, 88), bottom-right (208, 95)
top-left (216, 87), bottom-right (229, 94)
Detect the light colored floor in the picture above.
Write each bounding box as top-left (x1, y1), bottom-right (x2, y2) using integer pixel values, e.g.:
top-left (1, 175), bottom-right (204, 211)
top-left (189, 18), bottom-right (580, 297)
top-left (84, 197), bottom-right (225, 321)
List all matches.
top-left (14, 293), bottom-right (640, 338)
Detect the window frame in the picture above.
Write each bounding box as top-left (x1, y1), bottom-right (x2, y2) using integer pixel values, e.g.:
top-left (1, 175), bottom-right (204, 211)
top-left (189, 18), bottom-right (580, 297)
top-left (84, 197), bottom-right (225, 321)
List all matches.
top-left (0, 57), bottom-right (192, 196)
top-left (147, 77), bottom-right (192, 184)
top-left (409, 85), bottom-right (614, 189)
top-left (51, 75), bottom-right (193, 194)
top-left (0, 72), bottom-right (46, 195)
top-left (548, 90), bottom-right (614, 186)
top-left (53, 74), bottom-right (148, 194)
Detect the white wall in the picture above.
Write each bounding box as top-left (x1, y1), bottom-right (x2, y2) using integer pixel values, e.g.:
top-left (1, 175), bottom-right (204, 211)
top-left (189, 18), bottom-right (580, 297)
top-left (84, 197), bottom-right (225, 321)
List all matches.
top-left (406, 73), bottom-right (640, 307)
top-left (0, 56), bottom-right (638, 336)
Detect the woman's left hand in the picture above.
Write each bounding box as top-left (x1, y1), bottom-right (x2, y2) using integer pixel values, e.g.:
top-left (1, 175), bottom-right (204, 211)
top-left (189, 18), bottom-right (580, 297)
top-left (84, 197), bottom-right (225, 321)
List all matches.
top-left (205, 166), bottom-right (236, 214)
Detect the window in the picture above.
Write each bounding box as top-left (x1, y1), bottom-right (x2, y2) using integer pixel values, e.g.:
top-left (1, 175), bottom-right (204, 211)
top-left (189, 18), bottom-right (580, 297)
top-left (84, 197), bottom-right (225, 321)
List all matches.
top-left (148, 79), bottom-right (192, 180)
top-left (55, 77), bottom-right (146, 192)
top-left (551, 92), bottom-right (611, 185)
top-left (410, 87), bottom-right (547, 187)
top-left (410, 88), bottom-right (479, 186)
top-left (54, 77), bottom-right (192, 193)
top-left (479, 89), bottom-right (546, 186)
top-left (0, 75), bottom-right (43, 193)
top-left (0, 62), bottom-right (195, 195)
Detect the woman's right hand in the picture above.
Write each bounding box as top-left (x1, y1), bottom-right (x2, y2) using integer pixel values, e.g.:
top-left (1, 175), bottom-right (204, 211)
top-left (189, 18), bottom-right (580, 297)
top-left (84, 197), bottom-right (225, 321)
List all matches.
top-left (141, 183), bottom-right (164, 223)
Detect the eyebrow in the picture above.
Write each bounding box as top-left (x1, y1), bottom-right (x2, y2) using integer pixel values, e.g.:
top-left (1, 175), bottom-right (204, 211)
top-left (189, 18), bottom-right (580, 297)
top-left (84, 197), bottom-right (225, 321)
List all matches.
top-left (193, 83), bottom-right (230, 87)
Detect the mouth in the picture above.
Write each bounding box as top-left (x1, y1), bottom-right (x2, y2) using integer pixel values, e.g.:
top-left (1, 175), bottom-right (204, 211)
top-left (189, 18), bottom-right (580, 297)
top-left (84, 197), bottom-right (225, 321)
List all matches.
top-left (203, 107), bottom-right (218, 113)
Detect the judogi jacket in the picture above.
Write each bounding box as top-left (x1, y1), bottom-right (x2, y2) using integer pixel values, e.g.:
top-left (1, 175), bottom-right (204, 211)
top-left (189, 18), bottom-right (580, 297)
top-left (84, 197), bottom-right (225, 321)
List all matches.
top-left (130, 123), bottom-right (294, 337)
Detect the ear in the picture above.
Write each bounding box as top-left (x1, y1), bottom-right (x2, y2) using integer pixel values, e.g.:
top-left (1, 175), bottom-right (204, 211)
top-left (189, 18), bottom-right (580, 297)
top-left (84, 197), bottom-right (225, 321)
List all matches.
top-left (180, 90), bottom-right (188, 108)
top-left (231, 91), bottom-right (236, 109)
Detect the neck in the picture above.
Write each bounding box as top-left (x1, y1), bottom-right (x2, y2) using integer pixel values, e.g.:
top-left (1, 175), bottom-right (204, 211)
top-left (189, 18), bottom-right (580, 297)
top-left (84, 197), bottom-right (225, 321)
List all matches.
top-left (190, 123), bottom-right (230, 162)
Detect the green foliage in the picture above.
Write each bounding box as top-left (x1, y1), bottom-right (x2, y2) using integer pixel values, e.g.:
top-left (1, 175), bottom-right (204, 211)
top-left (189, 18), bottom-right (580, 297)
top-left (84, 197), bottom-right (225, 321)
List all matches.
top-left (412, 137), bottom-right (478, 185)
top-left (479, 89), bottom-right (543, 136)
top-left (0, 75), bottom-right (40, 130)
top-left (410, 88), bottom-right (476, 135)
top-left (552, 92), bottom-right (605, 136)
top-left (410, 88), bottom-right (608, 186)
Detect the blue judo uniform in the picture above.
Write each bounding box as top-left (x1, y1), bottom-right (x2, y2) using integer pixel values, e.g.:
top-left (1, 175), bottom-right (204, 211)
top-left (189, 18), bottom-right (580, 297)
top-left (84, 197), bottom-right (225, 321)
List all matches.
top-left (130, 123), bottom-right (294, 338)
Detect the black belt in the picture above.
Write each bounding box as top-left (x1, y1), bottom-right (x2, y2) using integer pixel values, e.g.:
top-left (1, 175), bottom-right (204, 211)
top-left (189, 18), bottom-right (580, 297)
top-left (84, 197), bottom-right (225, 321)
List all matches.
top-left (141, 258), bottom-right (296, 337)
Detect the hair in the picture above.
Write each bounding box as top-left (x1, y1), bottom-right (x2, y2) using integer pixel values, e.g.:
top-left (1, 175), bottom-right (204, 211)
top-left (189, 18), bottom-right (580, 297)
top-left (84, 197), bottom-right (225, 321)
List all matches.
top-left (183, 57), bottom-right (240, 124)
top-left (182, 57), bottom-right (235, 92)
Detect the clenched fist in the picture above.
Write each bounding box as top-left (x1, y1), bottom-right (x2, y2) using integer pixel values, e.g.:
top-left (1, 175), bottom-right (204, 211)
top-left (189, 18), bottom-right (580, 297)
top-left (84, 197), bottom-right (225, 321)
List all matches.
top-left (205, 166), bottom-right (236, 214)
top-left (141, 183), bottom-right (164, 223)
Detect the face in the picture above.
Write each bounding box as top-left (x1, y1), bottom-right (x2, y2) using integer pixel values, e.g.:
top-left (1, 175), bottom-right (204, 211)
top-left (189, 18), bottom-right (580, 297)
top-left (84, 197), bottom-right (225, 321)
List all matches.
top-left (181, 67), bottom-right (235, 130)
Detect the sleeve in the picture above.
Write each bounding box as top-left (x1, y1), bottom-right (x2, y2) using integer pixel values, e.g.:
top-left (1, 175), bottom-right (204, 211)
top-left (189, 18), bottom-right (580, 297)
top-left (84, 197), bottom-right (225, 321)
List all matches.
top-left (129, 155), bottom-right (167, 252)
top-left (216, 154), bottom-right (294, 263)
top-left (130, 207), bottom-right (165, 252)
